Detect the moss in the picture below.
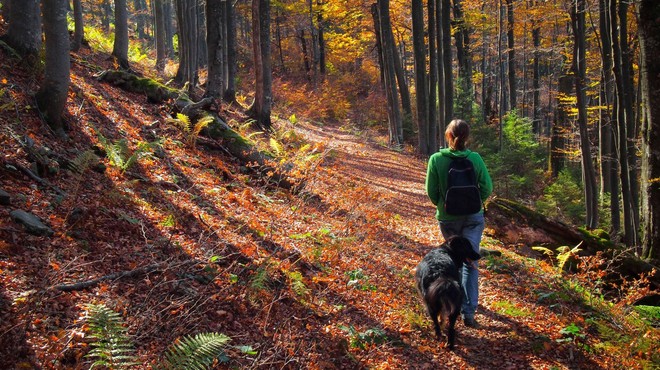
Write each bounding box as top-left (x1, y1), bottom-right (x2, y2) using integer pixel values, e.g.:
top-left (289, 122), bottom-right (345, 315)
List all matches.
top-left (577, 227), bottom-right (618, 251)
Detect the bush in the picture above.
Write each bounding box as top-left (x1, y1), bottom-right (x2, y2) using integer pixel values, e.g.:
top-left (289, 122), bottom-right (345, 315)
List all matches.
top-left (536, 168), bottom-right (585, 225)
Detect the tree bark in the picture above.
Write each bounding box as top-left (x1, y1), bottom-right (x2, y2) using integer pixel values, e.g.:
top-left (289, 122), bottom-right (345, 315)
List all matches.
top-left (36, 0), bottom-right (70, 136)
top-left (154, 0), bottom-right (167, 70)
top-left (2, 0), bottom-right (41, 61)
top-left (637, 0), bottom-right (660, 261)
top-left (506, 0), bottom-right (516, 111)
top-left (247, 0), bottom-right (272, 130)
top-left (376, 0), bottom-right (403, 146)
top-left (571, 0), bottom-right (599, 229)
top-left (412, 0), bottom-right (429, 155)
top-left (440, 0), bottom-right (453, 125)
top-left (72, 0), bottom-right (85, 51)
top-left (223, 0), bottom-right (237, 103)
top-left (205, 0), bottom-right (225, 99)
top-left (112, 0), bottom-right (130, 70)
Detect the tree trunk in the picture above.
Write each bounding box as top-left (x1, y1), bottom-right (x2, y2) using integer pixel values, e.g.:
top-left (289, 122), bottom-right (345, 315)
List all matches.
top-left (72, 0), bottom-right (84, 51)
top-left (205, 0), bottom-right (225, 99)
top-left (637, 0), bottom-right (660, 261)
top-left (196, 0), bottom-right (207, 68)
top-left (453, 0), bottom-right (472, 99)
top-left (506, 0), bottom-right (516, 111)
top-left (112, 0), bottom-right (130, 70)
top-left (376, 0), bottom-right (403, 147)
top-left (247, 0), bottom-right (272, 130)
top-left (102, 0), bottom-right (111, 31)
top-left (164, 0), bottom-right (175, 57)
top-left (175, 0), bottom-right (199, 89)
top-left (412, 0), bottom-right (429, 155)
top-left (317, 0), bottom-right (326, 75)
top-left (154, 0), bottom-right (167, 70)
top-left (571, 0), bottom-right (599, 229)
top-left (370, 4), bottom-right (385, 87)
top-left (133, 0), bottom-right (146, 39)
top-left (531, 2), bottom-right (540, 133)
top-left (609, 0), bottom-right (636, 247)
top-left (427, 0), bottom-right (438, 150)
top-left (551, 68), bottom-right (572, 178)
top-left (35, 0), bottom-right (70, 136)
top-left (440, 0), bottom-right (453, 125)
top-left (2, 0), bottom-right (41, 61)
top-left (223, 0), bottom-right (237, 103)
top-left (598, 0), bottom-right (619, 234)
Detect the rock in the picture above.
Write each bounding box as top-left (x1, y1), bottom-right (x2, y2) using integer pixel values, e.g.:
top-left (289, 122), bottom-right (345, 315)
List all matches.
top-left (9, 210), bottom-right (55, 236)
top-left (0, 189), bottom-right (10, 205)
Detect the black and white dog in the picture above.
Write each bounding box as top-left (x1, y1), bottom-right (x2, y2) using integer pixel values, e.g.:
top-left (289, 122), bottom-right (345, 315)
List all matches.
top-left (415, 236), bottom-right (481, 349)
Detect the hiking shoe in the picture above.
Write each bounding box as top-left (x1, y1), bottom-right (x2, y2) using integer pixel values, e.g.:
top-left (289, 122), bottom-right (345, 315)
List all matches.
top-left (463, 317), bottom-right (479, 328)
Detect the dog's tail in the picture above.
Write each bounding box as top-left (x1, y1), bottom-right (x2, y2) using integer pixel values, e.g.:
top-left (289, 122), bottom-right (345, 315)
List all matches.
top-left (425, 278), bottom-right (462, 319)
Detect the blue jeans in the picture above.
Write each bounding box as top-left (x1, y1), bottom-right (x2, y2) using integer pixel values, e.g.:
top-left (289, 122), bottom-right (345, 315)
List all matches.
top-left (438, 213), bottom-right (485, 319)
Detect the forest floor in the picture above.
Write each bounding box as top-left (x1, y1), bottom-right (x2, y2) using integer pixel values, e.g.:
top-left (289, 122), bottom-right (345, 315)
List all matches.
top-left (0, 43), bottom-right (658, 369)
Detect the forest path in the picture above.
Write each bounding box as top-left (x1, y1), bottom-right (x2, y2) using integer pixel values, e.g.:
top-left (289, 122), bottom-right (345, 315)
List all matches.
top-left (291, 121), bottom-right (605, 369)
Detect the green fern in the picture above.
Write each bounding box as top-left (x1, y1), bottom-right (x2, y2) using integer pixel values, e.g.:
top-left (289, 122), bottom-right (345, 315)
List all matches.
top-left (83, 303), bottom-right (138, 369)
top-left (166, 113), bottom-right (192, 132)
top-left (287, 270), bottom-right (309, 297)
top-left (269, 137), bottom-right (284, 157)
top-left (161, 332), bottom-right (231, 370)
top-left (70, 150), bottom-right (99, 175)
top-left (250, 264), bottom-right (272, 292)
top-left (95, 129), bottom-right (160, 172)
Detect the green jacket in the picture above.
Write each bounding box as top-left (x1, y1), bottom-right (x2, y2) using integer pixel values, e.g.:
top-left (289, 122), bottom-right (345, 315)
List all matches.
top-left (426, 148), bottom-right (493, 220)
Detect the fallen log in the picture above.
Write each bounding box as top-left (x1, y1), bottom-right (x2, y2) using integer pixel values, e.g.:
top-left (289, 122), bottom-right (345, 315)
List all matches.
top-left (96, 70), bottom-right (299, 191)
top-left (486, 197), bottom-right (659, 289)
top-left (53, 263), bottom-right (162, 291)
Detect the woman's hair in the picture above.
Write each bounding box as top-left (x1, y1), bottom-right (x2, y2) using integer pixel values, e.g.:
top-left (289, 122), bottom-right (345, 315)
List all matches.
top-left (445, 119), bottom-right (470, 150)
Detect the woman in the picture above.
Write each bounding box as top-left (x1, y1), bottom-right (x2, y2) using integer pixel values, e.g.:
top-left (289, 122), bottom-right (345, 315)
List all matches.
top-left (425, 119), bottom-right (493, 327)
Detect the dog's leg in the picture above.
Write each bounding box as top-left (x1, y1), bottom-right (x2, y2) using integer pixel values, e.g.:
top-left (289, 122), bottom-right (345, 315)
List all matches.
top-left (447, 309), bottom-right (460, 350)
top-left (430, 306), bottom-right (443, 340)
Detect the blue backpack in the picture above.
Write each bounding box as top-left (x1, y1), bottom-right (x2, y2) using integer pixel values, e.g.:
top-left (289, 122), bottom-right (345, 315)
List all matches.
top-left (444, 152), bottom-right (482, 216)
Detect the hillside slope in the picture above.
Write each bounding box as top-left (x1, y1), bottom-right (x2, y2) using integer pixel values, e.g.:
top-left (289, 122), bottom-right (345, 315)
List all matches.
top-left (0, 47), bottom-right (657, 369)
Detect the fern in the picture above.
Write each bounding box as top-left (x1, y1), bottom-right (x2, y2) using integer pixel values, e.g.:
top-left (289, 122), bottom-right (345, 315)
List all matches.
top-left (166, 113), bottom-right (191, 132)
top-left (83, 304), bottom-right (138, 369)
top-left (166, 113), bottom-right (214, 146)
top-left (95, 129), bottom-right (160, 172)
top-left (287, 270), bottom-right (309, 297)
top-left (269, 137), bottom-right (284, 157)
top-left (70, 150), bottom-right (99, 175)
top-left (161, 332), bottom-right (231, 370)
top-left (250, 264), bottom-right (272, 292)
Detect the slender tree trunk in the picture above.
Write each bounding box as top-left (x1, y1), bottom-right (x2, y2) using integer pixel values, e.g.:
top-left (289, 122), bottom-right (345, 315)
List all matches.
top-left (388, 19), bottom-right (412, 132)
top-left (497, 0), bottom-right (506, 149)
top-left (164, 0), bottom-right (175, 57)
top-left (377, 0), bottom-right (402, 146)
top-left (197, 0), bottom-right (207, 68)
top-left (36, 0), bottom-right (70, 136)
top-left (72, 0), bottom-right (84, 51)
top-left (571, 0), bottom-right (599, 229)
top-left (317, 0), bottom-right (326, 75)
top-left (112, 0), bottom-right (130, 69)
top-left (247, 0), bottom-right (272, 130)
top-left (412, 0), bottom-right (429, 155)
top-left (506, 0), bottom-right (516, 111)
top-left (610, 0), bottom-right (636, 247)
top-left (598, 0), bottom-right (619, 234)
top-left (134, 0), bottom-right (146, 39)
top-left (370, 4), bottom-right (385, 86)
top-left (531, 0), bottom-right (540, 133)
top-left (299, 29), bottom-right (312, 78)
top-left (223, 0), bottom-right (237, 103)
top-left (453, 0), bottom-right (472, 98)
top-left (102, 0), bottom-right (111, 31)
top-left (2, 0), bottom-right (41, 61)
top-left (154, 0), bottom-right (167, 70)
top-left (618, 0), bottom-right (640, 241)
top-left (551, 67), bottom-right (572, 178)
top-left (205, 0), bottom-right (224, 99)
top-left (440, 0), bottom-right (453, 124)
top-left (428, 0), bottom-right (439, 149)
top-left (638, 0), bottom-right (660, 261)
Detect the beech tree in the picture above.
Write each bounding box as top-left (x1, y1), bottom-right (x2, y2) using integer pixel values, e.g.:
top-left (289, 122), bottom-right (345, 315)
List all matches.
top-left (247, 0), bottom-right (273, 130)
top-left (175, 0), bottom-right (200, 89)
top-left (112, 0), bottom-right (130, 69)
top-left (638, 0), bottom-right (660, 261)
top-left (1, 0), bottom-right (41, 61)
top-left (35, 0), bottom-right (70, 136)
top-left (72, 0), bottom-right (85, 51)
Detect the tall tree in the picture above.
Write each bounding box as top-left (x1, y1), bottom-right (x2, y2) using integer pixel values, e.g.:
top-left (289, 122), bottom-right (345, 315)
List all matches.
top-left (154, 0), bottom-right (168, 70)
top-left (112, 0), bottom-right (130, 69)
top-left (1, 0), bottom-right (41, 61)
top-left (247, 0), bottom-right (273, 130)
top-left (72, 0), bottom-right (85, 51)
top-left (223, 0), bottom-right (237, 103)
top-left (598, 0), bottom-right (619, 233)
top-left (36, 0), bottom-right (70, 137)
top-left (439, 0), bottom-right (453, 125)
top-left (571, 0), bottom-right (598, 229)
top-left (609, 0), bottom-right (636, 246)
top-left (412, 0), bottom-right (429, 154)
top-left (638, 0), bottom-right (660, 261)
top-left (175, 0), bottom-right (200, 89)
top-left (205, 0), bottom-right (225, 99)
top-left (376, 0), bottom-right (403, 146)
top-left (506, 0), bottom-right (516, 111)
